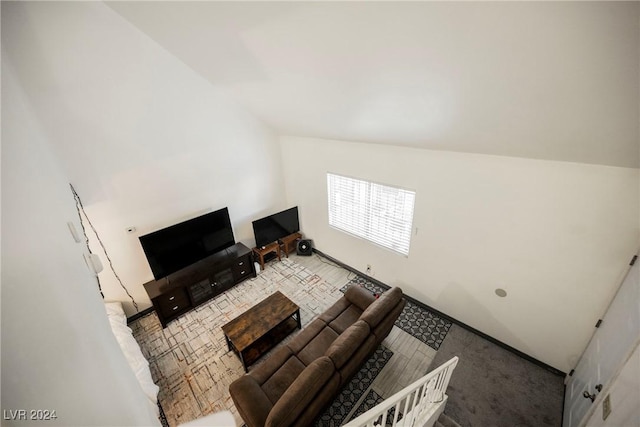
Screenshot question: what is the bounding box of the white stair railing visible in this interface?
[343,356,459,427]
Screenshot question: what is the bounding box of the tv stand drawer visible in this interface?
[143,242,256,328]
[156,288,188,307]
[156,288,189,316]
[232,254,253,281]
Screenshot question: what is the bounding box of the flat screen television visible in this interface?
[139,207,235,280]
[252,206,300,248]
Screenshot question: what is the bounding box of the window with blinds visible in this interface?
[327,173,416,256]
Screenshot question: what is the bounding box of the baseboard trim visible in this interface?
[127,306,155,324]
[313,248,566,377]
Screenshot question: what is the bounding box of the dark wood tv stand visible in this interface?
[143,243,256,327]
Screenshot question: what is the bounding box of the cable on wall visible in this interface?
[71,184,104,299]
[70,184,139,312]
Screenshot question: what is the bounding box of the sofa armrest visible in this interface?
[265,356,335,427]
[229,375,273,427]
[360,287,403,328]
[344,285,376,311]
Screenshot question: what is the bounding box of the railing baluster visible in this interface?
[391,400,400,426]
[343,356,459,427]
[402,393,412,426]
[409,388,420,425]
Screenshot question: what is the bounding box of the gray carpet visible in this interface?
[429,325,564,427]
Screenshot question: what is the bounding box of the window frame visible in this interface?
[326,172,416,257]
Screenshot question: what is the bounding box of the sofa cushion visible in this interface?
[251,344,295,385]
[360,287,403,328]
[261,355,307,404]
[297,327,339,366]
[286,318,329,356]
[324,305,363,334]
[324,320,370,369]
[265,356,336,427]
[318,297,350,323]
[318,285,375,334]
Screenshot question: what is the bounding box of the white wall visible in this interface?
[2,1,287,315]
[1,44,159,426]
[280,136,640,372]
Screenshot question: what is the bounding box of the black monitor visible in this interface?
[139,207,235,280]
[252,207,299,248]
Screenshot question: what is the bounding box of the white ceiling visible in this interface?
[107,1,640,168]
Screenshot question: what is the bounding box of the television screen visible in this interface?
[139,207,235,280]
[252,206,300,248]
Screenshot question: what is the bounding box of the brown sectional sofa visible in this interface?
[229,285,406,427]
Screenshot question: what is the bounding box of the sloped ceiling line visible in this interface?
[109,2,639,168]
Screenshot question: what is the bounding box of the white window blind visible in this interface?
[327,173,416,256]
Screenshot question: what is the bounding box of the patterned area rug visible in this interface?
[131,258,347,427]
[314,346,393,427]
[343,277,452,350]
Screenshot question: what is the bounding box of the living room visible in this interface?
[2,1,639,427]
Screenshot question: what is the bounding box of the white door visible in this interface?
[585,343,640,427]
[563,254,640,427]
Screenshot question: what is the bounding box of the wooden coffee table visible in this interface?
[222,291,301,372]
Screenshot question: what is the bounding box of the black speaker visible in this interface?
[296,239,313,256]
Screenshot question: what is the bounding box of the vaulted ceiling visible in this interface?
[5,1,636,169]
[105,1,639,168]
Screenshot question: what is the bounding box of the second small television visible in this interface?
[252,206,300,248]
